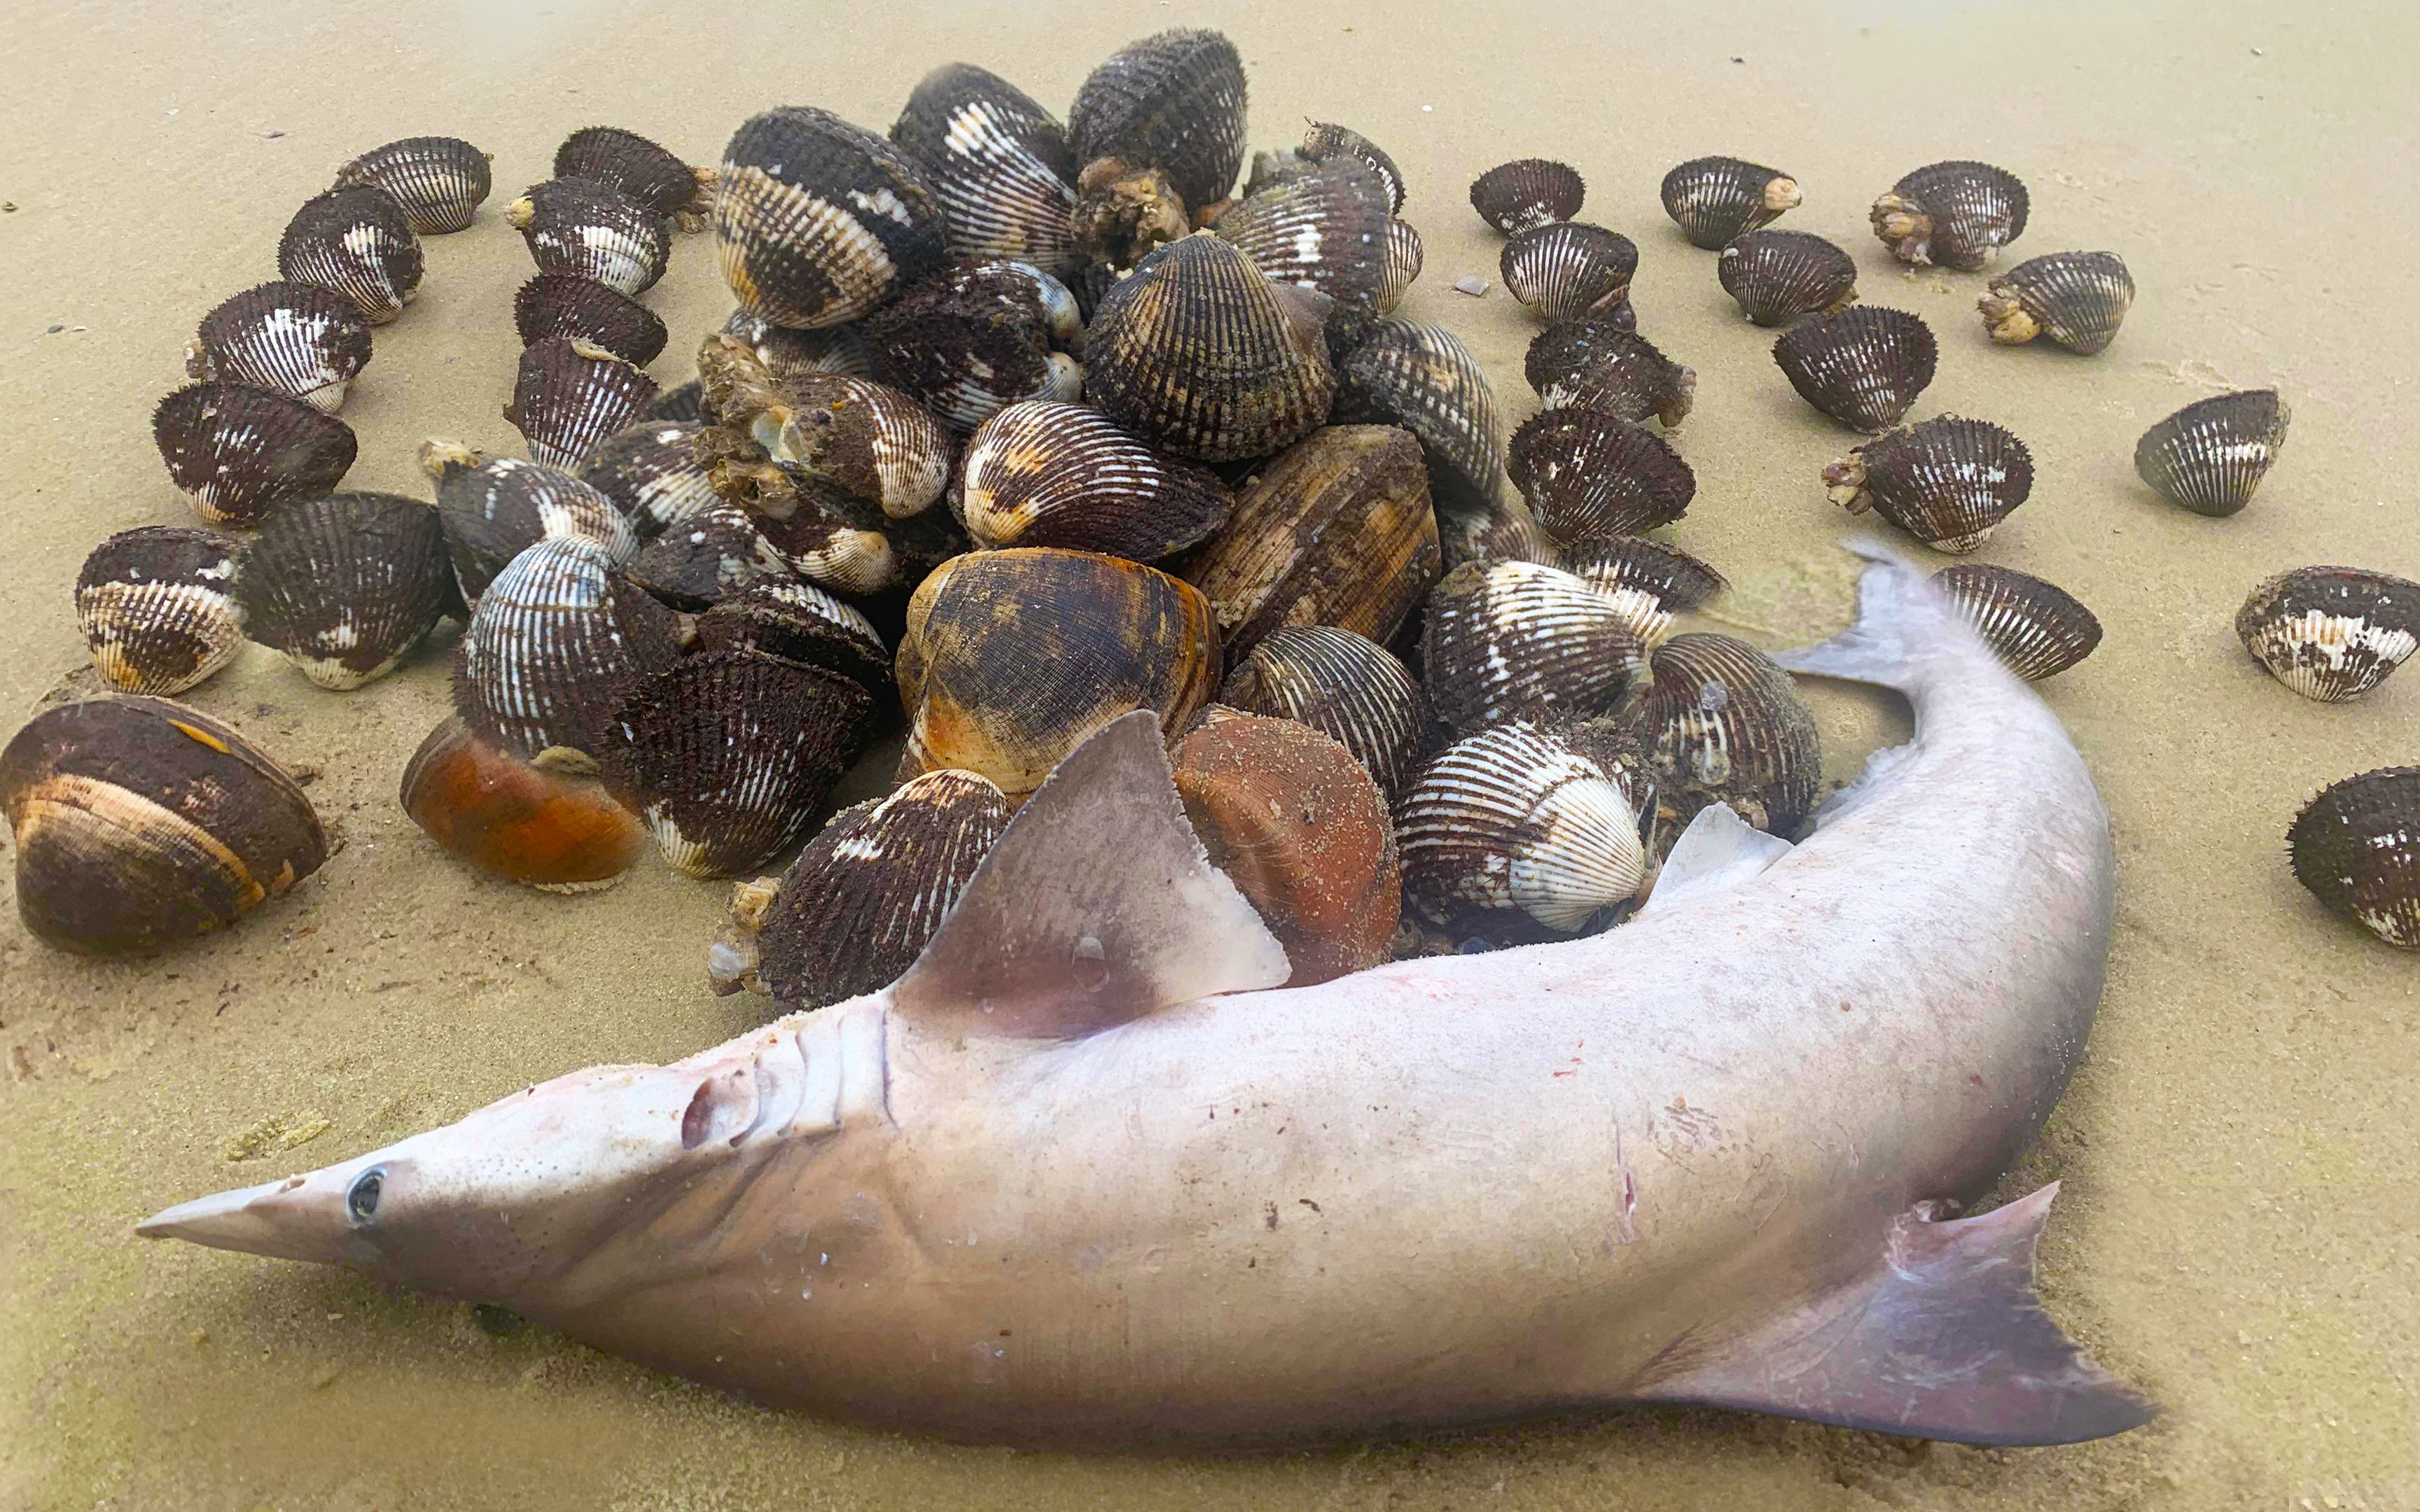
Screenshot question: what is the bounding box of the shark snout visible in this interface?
[137,1166,363,1266]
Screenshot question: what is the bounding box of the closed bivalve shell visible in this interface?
[1469,159,1585,234]
[1507,408,1696,547]
[506,176,670,295]
[153,382,357,526]
[715,106,950,330]
[1660,155,1800,249]
[555,126,713,221]
[1634,632,1821,839]
[420,442,637,605]
[513,272,668,366]
[1214,160,1396,307]
[1773,306,1938,433]
[1823,415,2031,552]
[891,63,1082,276]
[2289,769,2420,948]
[1524,320,1695,428]
[1398,722,1647,932]
[1871,160,2029,271]
[2134,389,2289,517]
[578,419,720,538]
[75,526,246,696]
[400,714,646,892]
[278,185,423,323]
[957,400,1231,560]
[234,491,459,690]
[2235,566,2420,702]
[186,281,373,412]
[506,337,661,470]
[1218,624,1426,800]
[1979,251,2134,355]
[1717,229,1858,327]
[1500,222,1637,327]
[1933,563,2102,680]
[1421,559,1652,736]
[454,534,684,761]
[335,136,492,234]
[1069,28,1249,211]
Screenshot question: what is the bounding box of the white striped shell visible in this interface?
[454,535,684,760]
[184,281,373,412]
[716,106,951,330]
[506,337,661,470]
[890,64,1081,276]
[420,443,639,606]
[506,178,670,296]
[76,527,246,696]
[580,420,720,537]
[1218,625,1426,800]
[957,399,1230,559]
[1421,559,1652,736]
[1398,723,1648,932]
[277,186,423,323]
[1377,218,1423,312]
[2235,566,2420,702]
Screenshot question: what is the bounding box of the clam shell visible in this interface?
[1564,536,1727,648]
[1173,712,1400,985]
[1421,559,1652,736]
[1435,496,1566,574]
[506,177,669,295]
[277,185,423,323]
[756,769,1013,1007]
[648,379,703,423]
[1980,251,2134,355]
[76,526,246,696]
[621,502,797,611]
[890,63,1081,276]
[555,126,712,220]
[579,419,718,537]
[1214,160,1396,307]
[2134,388,2290,517]
[1823,415,2031,552]
[1634,632,1821,839]
[1085,232,1337,463]
[1398,722,1647,932]
[185,281,373,412]
[1932,562,2102,681]
[1069,28,1249,210]
[454,534,684,760]
[2235,566,2420,702]
[1337,317,1503,505]
[1507,408,1696,547]
[694,578,891,696]
[693,335,952,520]
[420,443,638,604]
[1468,159,1585,234]
[1377,217,1423,313]
[1500,222,1637,327]
[1524,320,1695,428]
[896,547,1220,799]
[957,399,1232,560]
[1071,155,1193,271]
[1717,229,1858,327]
[1772,306,1938,433]
[400,714,646,892]
[725,307,878,383]
[1181,423,1438,661]
[1244,148,1312,199]
[1218,624,1426,800]
[1301,121,1405,212]
[152,382,357,526]
[0,696,326,953]
[334,136,492,234]
[1871,160,2029,271]
[1660,156,1800,249]
[2289,768,2420,948]
[513,272,668,366]
[234,491,459,690]
[716,106,950,329]
[865,260,1084,433]
[506,336,661,470]
[600,650,872,878]
[743,477,961,598]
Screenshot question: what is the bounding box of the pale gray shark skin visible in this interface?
[141,547,2153,1449]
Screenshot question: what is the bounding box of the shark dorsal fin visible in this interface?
[890,710,1291,1039]
[1638,802,1793,916]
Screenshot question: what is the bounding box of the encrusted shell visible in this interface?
[1468,159,1585,234]
[277,185,423,323]
[1397,722,1647,932]
[1336,317,1503,505]
[1214,160,1396,307]
[693,334,952,520]
[400,714,646,892]
[755,769,1013,1007]
[454,534,684,760]
[1173,712,1400,986]
[1377,217,1423,313]
[1501,222,1637,327]
[1524,320,1695,428]
[420,442,638,604]
[1302,121,1405,211]
[0,696,327,953]
[1871,160,2029,271]
[1069,28,1249,210]
[716,106,950,330]
[555,125,713,220]
[724,307,879,384]
[513,272,668,366]
[1660,156,1800,249]
[184,281,373,412]
[1717,229,1858,327]
[2289,769,2420,948]
[694,578,892,697]
[1434,496,1566,575]
[1218,624,1426,800]
[957,399,1232,559]
[1634,632,1821,838]
[234,491,459,690]
[865,260,1084,433]
[896,547,1220,799]
[1085,232,1336,463]
[506,337,661,470]
[506,177,670,295]
[2134,389,2290,517]
[1823,415,2032,552]
[1507,408,1696,547]
[891,63,1081,276]
[153,382,356,526]
[75,526,246,696]
[1773,306,1938,433]
[1565,536,1728,648]
[1932,563,2102,681]
[1421,559,1652,736]
[580,419,719,537]
[1979,251,2134,355]
[622,502,797,610]
[335,136,491,234]
[2235,566,2420,702]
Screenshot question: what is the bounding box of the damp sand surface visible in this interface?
[1,2,2415,1508]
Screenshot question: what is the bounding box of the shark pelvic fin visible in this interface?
[890,710,1291,1039]
[1637,803,1792,915]
[1774,537,1933,693]
[1634,1184,2155,1446]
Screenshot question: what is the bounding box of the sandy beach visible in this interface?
[2,0,2414,1506]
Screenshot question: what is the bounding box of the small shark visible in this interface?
[141,548,2153,1448]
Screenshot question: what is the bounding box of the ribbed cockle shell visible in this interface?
[335,136,491,234]
[420,442,638,604]
[1069,29,1249,212]
[2289,769,2420,948]
[1398,722,1647,932]
[1932,563,2102,681]
[1634,632,1821,839]
[1565,536,1727,648]
[2134,389,2289,517]
[1218,624,1427,800]
[185,281,373,412]
[1660,156,1800,249]
[454,534,684,761]
[1336,318,1504,505]
[1979,251,2134,355]
[693,333,952,521]
[1870,160,2029,271]
[1302,121,1405,211]
[506,177,670,295]
[1421,559,1652,736]
[76,527,246,696]
[506,337,661,470]
[555,125,714,221]
[716,106,951,330]
[1507,408,1695,547]
[1773,307,1938,432]
[864,260,1083,432]
[891,63,1082,276]
[2236,566,2420,702]
[234,491,459,690]
[1717,230,1858,327]
[1214,160,1396,307]
[151,382,358,526]
[1524,319,1695,428]
[580,419,719,538]
[694,578,891,698]
[278,185,423,323]
[1500,221,1637,327]
[513,272,668,366]
[956,399,1231,560]
[1468,159,1585,234]
[1823,416,2032,552]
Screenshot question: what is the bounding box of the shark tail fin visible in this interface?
[1772,537,1945,694]
[1633,1184,2155,1446]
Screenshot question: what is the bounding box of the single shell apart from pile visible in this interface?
[2289,768,2420,948]
[1632,632,1821,840]
[185,281,373,412]
[1932,563,2103,680]
[153,382,356,526]
[1398,722,1648,933]
[1220,625,1427,801]
[1508,408,1696,547]
[1500,221,1637,327]
[1870,160,2029,271]
[1823,415,2033,552]
[956,400,1230,559]
[716,105,950,329]
[2134,389,2290,517]
[278,185,424,323]
[335,136,492,234]
[1773,307,1938,433]
[1978,251,2134,355]
[2235,566,2420,702]
[1660,156,1800,248]
[1421,559,1652,736]
[1524,321,1695,428]
[234,491,459,690]
[401,715,647,892]
[1469,159,1584,234]
[1718,230,1858,327]
[75,526,246,696]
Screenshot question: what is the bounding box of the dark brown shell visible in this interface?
[2134,389,2290,518]
[1824,416,2032,552]
[513,272,668,366]
[1634,632,1821,839]
[1717,229,1858,327]
[1214,160,1396,307]
[891,64,1081,276]
[1564,536,1728,648]
[1871,160,2029,272]
[1378,217,1423,313]
[234,491,458,690]
[506,177,670,295]
[1931,563,2101,681]
[277,185,424,323]
[152,382,357,526]
[2235,566,2420,702]
[693,335,952,521]
[76,526,246,696]
[864,260,1083,433]
[401,714,646,892]
[454,535,685,761]
[555,126,711,220]
[1500,222,1637,327]
[420,442,638,604]
[1397,722,1647,933]
[1085,232,1336,463]
[694,578,891,697]
[1980,251,2134,355]
[186,281,373,412]
[1507,409,1695,547]
[1524,320,1695,428]
[2289,768,2420,948]
[334,136,490,234]
[956,399,1231,559]
[1773,306,1938,433]
[1218,624,1426,800]
[1302,122,1404,211]
[0,696,327,953]
[716,106,951,329]
[621,502,797,611]
[648,379,703,422]
[1421,559,1652,736]
[1469,159,1584,234]
[1434,496,1566,575]
[1660,156,1800,249]
[756,769,1014,1006]
[1337,318,1503,506]
[1069,29,1248,210]
[741,478,961,598]
[506,337,661,470]
[579,419,718,537]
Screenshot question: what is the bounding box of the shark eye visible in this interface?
[345,1167,385,1226]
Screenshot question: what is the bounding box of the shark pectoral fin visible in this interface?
[890,710,1291,1040]
[1634,1184,2155,1446]
[1637,803,1791,915]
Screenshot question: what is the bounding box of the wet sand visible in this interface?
[2,1,2414,1506]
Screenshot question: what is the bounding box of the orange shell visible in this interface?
[399,714,646,890]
